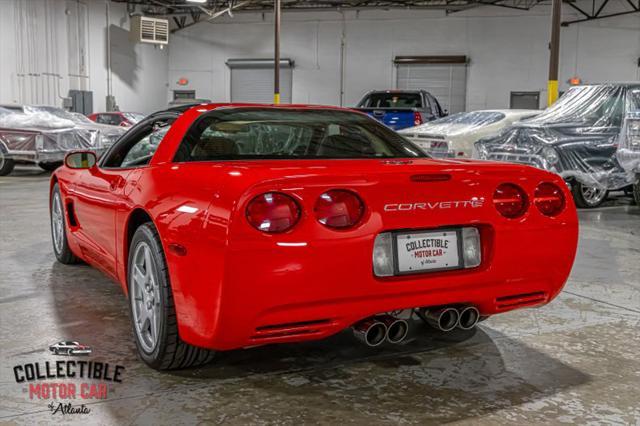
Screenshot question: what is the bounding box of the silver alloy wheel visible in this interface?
[0,149,5,170]
[51,192,64,255]
[130,242,161,353]
[581,185,607,206]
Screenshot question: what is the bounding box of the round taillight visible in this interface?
[246,192,300,233]
[314,189,364,229]
[493,183,528,219]
[534,182,565,217]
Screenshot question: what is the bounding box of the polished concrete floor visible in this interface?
[1,166,639,425]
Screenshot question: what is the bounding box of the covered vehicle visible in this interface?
[51,104,578,370]
[615,87,640,204]
[0,105,125,175]
[88,111,145,127]
[474,83,638,208]
[400,110,539,158]
[356,90,446,130]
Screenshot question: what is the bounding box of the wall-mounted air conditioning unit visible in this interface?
[129,16,169,45]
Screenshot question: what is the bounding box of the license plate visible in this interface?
[395,230,461,274]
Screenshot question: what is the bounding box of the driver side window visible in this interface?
[121,125,170,167]
[102,116,174,168]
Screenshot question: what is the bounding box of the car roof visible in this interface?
[574,82,640,88]
[366,90,425,94]
[153,103,357,117]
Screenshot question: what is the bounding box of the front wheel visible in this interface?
[571,181,608,208]
[633,180,640,206]
[128,223,215,370]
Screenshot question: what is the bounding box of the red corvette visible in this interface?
[50,104,579,370]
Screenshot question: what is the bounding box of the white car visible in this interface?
[399,109,540,158]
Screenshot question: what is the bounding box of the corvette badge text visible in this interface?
[11,344,126,416]
[384,197,485,211]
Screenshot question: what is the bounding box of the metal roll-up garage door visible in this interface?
[395,56,468,114]
[227,59,294,103]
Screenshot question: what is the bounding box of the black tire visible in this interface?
[571,181,608,208]
[50,183,80,264]
[128,222,215,370]
[633,180,640,206]
[0,145,15,176]
[39,162,62,172]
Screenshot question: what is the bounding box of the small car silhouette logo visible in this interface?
[49,341,92,356]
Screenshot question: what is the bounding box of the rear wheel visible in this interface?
[0,146,15,176]
[50,183,79,264]
[633,180,640,206]
[128,223,215,370]
[571,182,608,208]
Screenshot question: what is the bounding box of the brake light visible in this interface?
[246,192,300,233]
[413,112,423,127]
[534,182,565,217]
[314,190,364,229]
[493,183,528,219]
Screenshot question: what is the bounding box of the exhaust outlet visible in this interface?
[352,318,387,347]
[419,307,459,332]
[378,315,409,344]
[457,306,480,330]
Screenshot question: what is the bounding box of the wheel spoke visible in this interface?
[143,247,153,278]
[130,241,162,353]
[149,309,157,342]
[133,265,146,286]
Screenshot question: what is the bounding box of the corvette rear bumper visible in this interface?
[169,220,578,351]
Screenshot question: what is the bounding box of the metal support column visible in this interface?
[274,0,281,104]
[547,0,561,106]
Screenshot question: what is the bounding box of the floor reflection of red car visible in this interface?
[87,112,145,127]
[50,103,579,370]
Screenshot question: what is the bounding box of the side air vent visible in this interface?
[129,16,169,45]
[66,202,78,227]
[495,291,547,310]
[252,319,335,340]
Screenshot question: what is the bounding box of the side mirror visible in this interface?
[65,151,97,169]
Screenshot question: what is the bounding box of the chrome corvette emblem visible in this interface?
[384,198,485,211]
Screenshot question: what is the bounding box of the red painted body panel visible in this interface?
[52,104,579,351]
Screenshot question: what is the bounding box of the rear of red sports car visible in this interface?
[152,107,579,352]
[51,105,578,368]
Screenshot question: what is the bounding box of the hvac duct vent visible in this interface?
[129,16,169,45]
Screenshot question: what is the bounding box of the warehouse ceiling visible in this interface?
[111,0,640,28]
[112,0,545,19]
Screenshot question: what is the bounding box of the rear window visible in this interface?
[432,111,506,126]
[359,93,423,109]
[174,108,425,161]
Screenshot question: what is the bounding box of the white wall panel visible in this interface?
[0,0,169,114]
[169,2,639,111]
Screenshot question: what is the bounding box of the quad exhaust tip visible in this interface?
[421,307,460,332]
[378,315,409,344]
[457,306,480,330]
[352,318,388,347]
[353,305,480,346]
[418,305,480,331]
[352,315,410,346]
